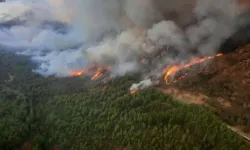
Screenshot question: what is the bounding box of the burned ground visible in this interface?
[160,44,250,133]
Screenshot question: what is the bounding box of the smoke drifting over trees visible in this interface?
[0,0,249,77]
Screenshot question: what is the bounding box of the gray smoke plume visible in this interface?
[0,0,248,77]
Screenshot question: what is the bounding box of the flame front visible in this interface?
[71,52,222,86]
[71,65,111,80]
[164,53,222,83]
[130,89,138,94]
[71,68,88,76]
[91,68,103,80]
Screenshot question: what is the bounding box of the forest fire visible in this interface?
[164,53,222,83]
[91,68,103,80]
[71,69,89,76]
[71,65,111,80]
[130,89,138,94]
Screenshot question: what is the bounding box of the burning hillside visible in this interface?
[163,53,222,83]
[71,65,111,80]
[157,44,250,136]
[1,48,250,149]
[0,0,250,78]
[70,45,224,94]
[2,0,250,148]
[128,52,223,94]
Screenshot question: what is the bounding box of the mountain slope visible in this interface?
[160,44,250,133]
[0,50,249,149]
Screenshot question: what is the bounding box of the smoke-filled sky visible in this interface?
[0,0,247,77]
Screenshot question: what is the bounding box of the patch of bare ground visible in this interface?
[160,86,232,106]
[216,97,231,108]
[159,87,207,105]
[159,44,250,139]
[159,86,250,140]
[233,126,250,137]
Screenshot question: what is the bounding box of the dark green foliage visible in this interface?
[0,51,249,150]
[41,89,248,150]
[0,88,29,149]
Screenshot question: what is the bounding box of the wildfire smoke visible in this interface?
[0,0,249,81]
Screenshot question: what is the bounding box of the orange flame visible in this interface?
[130,89,138,94]
[71,68,88,76]
[91,67,103,80]
[164,53,222,83]
[71,65,111,81]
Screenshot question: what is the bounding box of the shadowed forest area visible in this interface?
[0,50,249,150]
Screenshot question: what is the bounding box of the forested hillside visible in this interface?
[0,50,249,150]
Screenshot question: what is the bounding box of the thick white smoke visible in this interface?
[0,0,86,76]
[130,79,153,91]
[0,0,247,78]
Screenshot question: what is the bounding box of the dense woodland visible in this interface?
[0,50,249,150]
